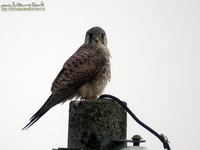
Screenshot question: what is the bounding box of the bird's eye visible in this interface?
[101,33,107,45]
[101,33,105,39]
[88,33,93,39]
[85,33,93,45]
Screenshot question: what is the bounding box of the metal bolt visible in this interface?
[131,135,143,146]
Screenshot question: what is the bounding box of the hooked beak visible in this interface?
[94,36,100,43]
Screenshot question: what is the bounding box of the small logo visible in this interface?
[1,1,45,11]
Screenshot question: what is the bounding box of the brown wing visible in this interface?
[22,44,106,130]
[51,45,105,91]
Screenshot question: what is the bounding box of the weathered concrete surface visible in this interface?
[68,98,127,150]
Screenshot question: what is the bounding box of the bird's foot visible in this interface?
[81,96,97,100]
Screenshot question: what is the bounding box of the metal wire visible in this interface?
[99,94,171,150]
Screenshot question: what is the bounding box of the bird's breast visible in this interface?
[77,61,110,99]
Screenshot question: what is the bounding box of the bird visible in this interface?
[22,26,111,130]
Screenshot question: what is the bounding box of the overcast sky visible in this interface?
[0,1,200,150]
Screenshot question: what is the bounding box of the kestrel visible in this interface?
[22,27,111,130]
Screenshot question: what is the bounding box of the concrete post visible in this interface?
[67,98,127,150]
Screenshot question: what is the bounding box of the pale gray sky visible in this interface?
[1,1,200,150]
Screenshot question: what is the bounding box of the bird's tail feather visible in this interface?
[22,94,54,130]
[22,84,85,130]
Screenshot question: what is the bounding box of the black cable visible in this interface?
[99,94,171,150]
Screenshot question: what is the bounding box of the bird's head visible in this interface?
[85,26,107,46]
